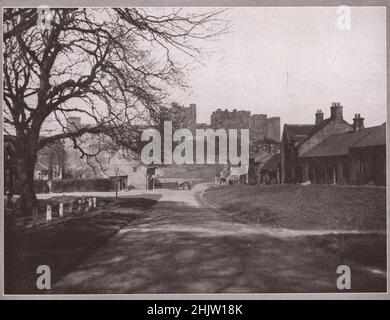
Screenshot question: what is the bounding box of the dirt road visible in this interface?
[53,184,386,293]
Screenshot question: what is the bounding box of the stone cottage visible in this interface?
[281,103,386,185]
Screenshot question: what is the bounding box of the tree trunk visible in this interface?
[17,155,37,216]
[15,130,39,216]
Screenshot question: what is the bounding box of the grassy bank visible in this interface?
[203,184,386,231]
[4,195,160,294]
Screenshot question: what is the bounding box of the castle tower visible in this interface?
[266,117,281,142]
[250,114,268,141]
[188,103,197,134]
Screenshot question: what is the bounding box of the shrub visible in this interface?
[51,178,115,193]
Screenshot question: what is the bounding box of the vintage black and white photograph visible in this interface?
[1,1,388,297]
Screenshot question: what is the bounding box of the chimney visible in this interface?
[315,109,324,124]
[330,102,343,120]
[353,114,364,132]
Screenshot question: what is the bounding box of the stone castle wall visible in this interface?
[210,109,280,142]
[175,103,197,134]
[174,105,281,143]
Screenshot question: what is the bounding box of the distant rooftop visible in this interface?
[300,124,386,158]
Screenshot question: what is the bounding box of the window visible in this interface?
[132,167,137,173]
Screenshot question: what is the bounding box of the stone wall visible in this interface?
[211,109,251,130]
[175,103,197,134]
[210,108,280,142]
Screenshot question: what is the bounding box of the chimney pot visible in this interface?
[315,109,324,124]
[330,102,343,120]
[353,114,365,132]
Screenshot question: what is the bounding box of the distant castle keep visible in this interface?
[180,103,197,134]
[209,108,280,143]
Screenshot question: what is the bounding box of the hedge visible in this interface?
[51,178,115,193]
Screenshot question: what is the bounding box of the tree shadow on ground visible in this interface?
[4,195,162,294]
[53,199,387,294]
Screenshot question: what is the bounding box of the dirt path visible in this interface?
[53,184,386,293]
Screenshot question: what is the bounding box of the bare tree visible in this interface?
[3,7,228,214]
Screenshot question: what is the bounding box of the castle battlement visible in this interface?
[210,108,280,142]
[173,105,280,144]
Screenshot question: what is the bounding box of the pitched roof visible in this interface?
[261,153,281,171]
[35,161,49,172]
[250,149,273,163]
[300,124,386,158]
[350,123,386,148]
[284,124,313,142]
[298,118,352,146]
[305,118,332,136]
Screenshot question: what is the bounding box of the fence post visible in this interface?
[59,203,63,217]
[93,197,97,208]
[46,205,52,221]
[69,202,73,214]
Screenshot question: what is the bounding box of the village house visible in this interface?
[280,123,313,183]
[103,154,161,190]
[260,153,281,184]
[281,103,386,186]
[4,135,65,195]
[34,141,66,181]
[248,139,281,185]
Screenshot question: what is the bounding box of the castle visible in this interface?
[176,104,281,144]
[209,108,280,143]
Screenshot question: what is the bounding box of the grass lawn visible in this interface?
[203,184,387,291]
[203,184,386,231]
[4,195,160,294]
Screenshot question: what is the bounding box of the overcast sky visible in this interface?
[172,6,386,128]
